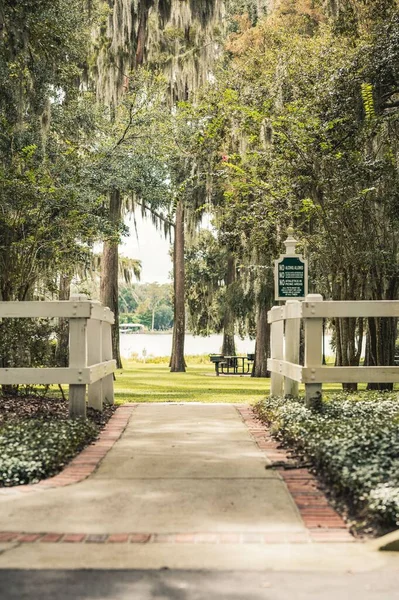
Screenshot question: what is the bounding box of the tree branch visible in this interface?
[135,200,175,229]
[382,100,399,110]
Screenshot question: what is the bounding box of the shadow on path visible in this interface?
[1,569,398,600]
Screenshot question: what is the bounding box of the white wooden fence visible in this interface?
[268,294,399,406]
[0,295,116,418]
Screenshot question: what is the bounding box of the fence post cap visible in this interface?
[305,294,323,302]
[284,228,298,256]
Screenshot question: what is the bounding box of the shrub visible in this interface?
[0,418,98,486]
[254,392,399,531]
[0,318,55,369]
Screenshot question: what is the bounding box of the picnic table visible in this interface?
[209,354,255,376]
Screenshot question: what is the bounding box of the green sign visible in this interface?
[276,256,306,299]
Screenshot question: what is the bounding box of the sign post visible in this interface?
[274,228,308,398]
[274,228,308,302]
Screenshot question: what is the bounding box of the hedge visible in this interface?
[254,393,399,532]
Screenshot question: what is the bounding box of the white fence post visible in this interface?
[87,303,103,412]
[270,306,284,397]
[68,294,88,419]
[284,300,301,397]
[304,294,323,408]
[102,311,114,405]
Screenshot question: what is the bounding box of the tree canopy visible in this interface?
[2,0,399,379]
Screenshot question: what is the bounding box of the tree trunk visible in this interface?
[100,189,123,369]
[222,253,236,357]
[222,333,235,357]
[252,303,270,377]
[170,198,186,372]
[169,240,177,368]
[335,317,362,392]
[333,273,363,391]
[365,317,397,391]
[55,273,71,367]
[365,274,398,390]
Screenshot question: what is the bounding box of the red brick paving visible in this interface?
[17,534,42,543]
[107,534,129,543]
[236,405,356,544]
[0,530,355,544]
[40,533,63,543]
[0,532,20,542]
[62,534,87,543]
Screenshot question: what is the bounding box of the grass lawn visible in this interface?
[113,358,347,404]
[114,361,267,404]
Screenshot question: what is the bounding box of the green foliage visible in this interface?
[361,83,375,121]
[119,283,173,330]
[0,1,111,301]
[154,304,174,330]
[0,418,98,486]
[185,230,229,335]
[181,2,399,373]
[0,0,91,120]
[0,2,173,309]
[255,393,399,531]
[0,319,54,370]
[226,0,268,27]
[86,69,173,208]
[119,286,139,313]
[2,0,399,379]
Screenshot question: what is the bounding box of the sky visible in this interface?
[120,211,173,284]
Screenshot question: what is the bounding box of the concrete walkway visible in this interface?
[0,405,303,534]
[0,404,397,574]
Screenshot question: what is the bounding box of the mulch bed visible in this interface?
[0,394,117,428]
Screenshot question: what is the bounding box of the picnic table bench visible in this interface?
[210,354,255,376]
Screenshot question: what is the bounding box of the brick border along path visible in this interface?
[0,403,357,545]
[237,406,355,544]
[0,403,138,497]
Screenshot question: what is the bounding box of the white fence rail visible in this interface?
[0,295,116,418]
[268,294,399,405]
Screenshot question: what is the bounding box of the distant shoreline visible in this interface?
[119,332,256,359]
[119,331,173,335]
[119,330,222,336]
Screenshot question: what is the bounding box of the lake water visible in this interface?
[120,333,255,359]
[120,332,337,359]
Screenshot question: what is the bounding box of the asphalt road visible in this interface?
[1,569,399,600]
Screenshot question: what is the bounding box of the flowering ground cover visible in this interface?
[0,396,115,486]
[254,393,399,535]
